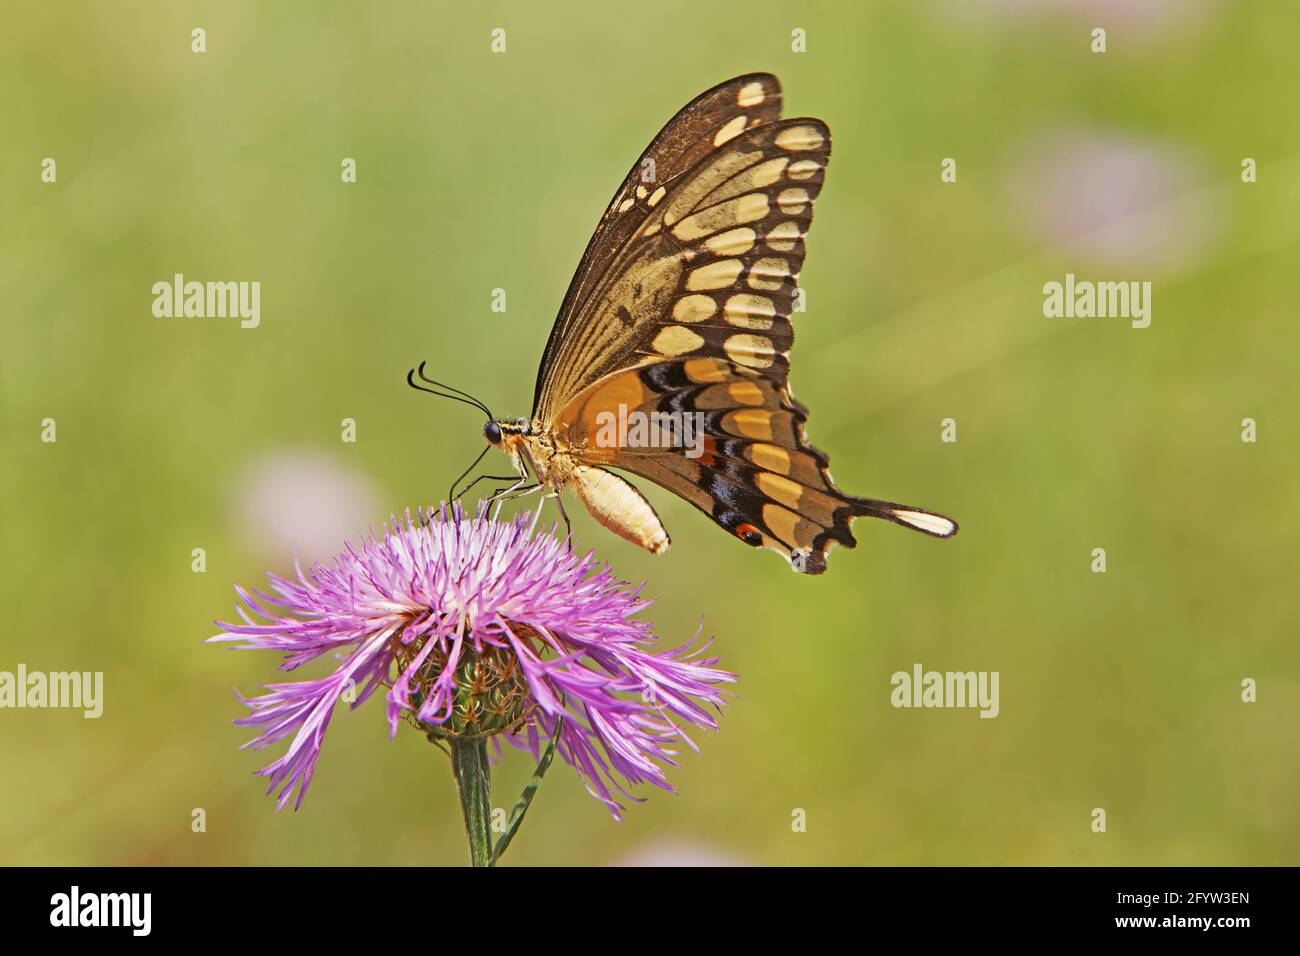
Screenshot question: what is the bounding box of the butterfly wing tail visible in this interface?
[851,498,959,539]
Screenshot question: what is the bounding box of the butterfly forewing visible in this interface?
[539,114,829,439]
[625,117,828,386]
[534,73,785,421]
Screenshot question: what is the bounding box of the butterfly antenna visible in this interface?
[405,367,491,417]
[414,362,494,419]
[405,363,502,505]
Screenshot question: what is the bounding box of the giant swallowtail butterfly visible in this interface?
[414,73,957,574]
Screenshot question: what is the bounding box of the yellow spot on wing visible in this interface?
[700,158,789,208]
[684,357,730,383]
[672,294,717,323]
[686,259,743,291]
[757,471,804,509]
[724,293,776,329]
[746,157,789,188]
[775,125,825,151]
[787,159,820,180]
[763,502,810,547]
[662,149,761,225]
[737,82,765,107]
[725,333,776,369]
[726,407,774,439]
[713,115,748,146]
[747,258,790,291]
[673,193,769,241]
[705,227,758,256]
[766,221,802,251]
[728,381,765,406]
[777,188,809,214]
[748,443,792,475]
[653,325,705,356]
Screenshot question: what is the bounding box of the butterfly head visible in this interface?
[484,417,531,452]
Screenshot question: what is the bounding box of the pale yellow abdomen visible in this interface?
[570,465,670,555]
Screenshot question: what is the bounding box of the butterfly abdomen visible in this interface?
[570,465,670,555]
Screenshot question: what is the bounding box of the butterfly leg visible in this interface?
[551,492,573,540]
[454,473,522,502]
[482,474,529,502]
[488,481,544,520]
[481,450,534,506]
[488,481,539,502]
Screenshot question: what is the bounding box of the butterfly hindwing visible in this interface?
[555,359,901,574]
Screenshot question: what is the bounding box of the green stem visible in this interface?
[489,716,563,867]
[449,737,492,867]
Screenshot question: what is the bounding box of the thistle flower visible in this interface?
[210,503,733,829]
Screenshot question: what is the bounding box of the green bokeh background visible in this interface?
[3,2,1296,866]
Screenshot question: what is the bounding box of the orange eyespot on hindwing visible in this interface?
[735,523,763,547]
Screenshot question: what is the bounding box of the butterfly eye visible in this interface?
[484,421,503,445]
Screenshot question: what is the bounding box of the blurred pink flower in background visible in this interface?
[1006,128,1218,271]
[231,450,382,567]
[937,0,1214,34]
[615,839,751,867]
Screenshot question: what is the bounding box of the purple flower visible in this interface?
[210,503,734,817]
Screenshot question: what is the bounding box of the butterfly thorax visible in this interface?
[492,418,571,488]
[487,414,670,555]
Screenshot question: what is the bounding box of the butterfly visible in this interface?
[412,73,957,574]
